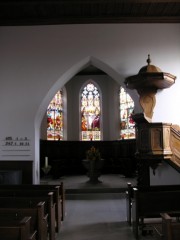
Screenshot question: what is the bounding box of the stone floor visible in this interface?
[41,173,137,193]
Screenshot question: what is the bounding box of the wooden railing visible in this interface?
[170,125,180,169]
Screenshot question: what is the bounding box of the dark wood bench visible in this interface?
[125,182,134,225]
[0,189,56,240]
[131,187,180,239]
[161,213,180,240]
[0,216,37,240]
[0,183,65,231]
[27,183,65,221]
[153,213,180,240]
[0,182,65,220]
[0,201,47,240]
[125,183,180,226]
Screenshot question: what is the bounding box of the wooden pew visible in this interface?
[131,187,180,239]
[0,182,65,230]
[0,202,47,240]
[0,216,37,240]
[153,213,180,240]
[23,183,65,223]
[160,213,180,240]
[125,183,180,226]
[28,182,65,221]
[125,182,134,225]
[0,190,55,240]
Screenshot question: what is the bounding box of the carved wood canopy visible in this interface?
[125,55,176,90]
[125,55,176,122]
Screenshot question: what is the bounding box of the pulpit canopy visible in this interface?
[124,54,176,90]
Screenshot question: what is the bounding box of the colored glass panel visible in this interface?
[119,87,135,139]
[47,90,63,140]
[81,82,101,141]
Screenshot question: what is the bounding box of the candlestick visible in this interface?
[45,157,48,167]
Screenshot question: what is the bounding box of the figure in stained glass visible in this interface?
[81,82,101,141]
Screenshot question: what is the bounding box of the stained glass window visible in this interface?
[119,87,135,139]
[47,90,63,140]
[81,82,101,141]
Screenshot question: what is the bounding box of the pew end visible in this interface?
[125,182,134,226]
[0,216,37,240]
[154,213,180,240]
[131,187,180,239]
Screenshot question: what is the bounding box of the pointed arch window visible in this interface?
[47,90,63,140]
[119,87,135,139]
[81,82,101,141]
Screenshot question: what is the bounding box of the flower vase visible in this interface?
[82,159,104,184]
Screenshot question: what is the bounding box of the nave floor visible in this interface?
[56,194,159,240]
[41,174,159,240]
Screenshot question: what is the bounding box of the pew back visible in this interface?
[0,183,65,230]
[126,183,180,225]
[132,187,180,239]
[0,190,55,240]
[160,213,180,240]
[0,216,37,240]
[0,202,47,240]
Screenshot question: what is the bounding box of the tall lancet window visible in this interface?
[47,90,63,140]
[119,87,135,139]
[81,82,101,141]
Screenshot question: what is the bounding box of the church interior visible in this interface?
[0,0,180,239]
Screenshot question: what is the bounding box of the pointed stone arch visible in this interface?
[35,56,138,127]
[34,56,139,183]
